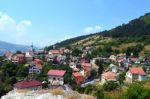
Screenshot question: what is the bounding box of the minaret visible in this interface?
[31,42,34,52]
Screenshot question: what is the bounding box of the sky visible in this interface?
[0,0,150,47]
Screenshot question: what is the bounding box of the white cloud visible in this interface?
[83,25,103,33]
[16,20,31,36]
[95,25,102,30]
[0,11,31,36]
[84,27,94,33]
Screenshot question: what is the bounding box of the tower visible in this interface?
[31,42,34,52]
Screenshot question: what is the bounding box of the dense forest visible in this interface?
[99,13,150,37]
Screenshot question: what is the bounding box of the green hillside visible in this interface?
[46,12,150,50]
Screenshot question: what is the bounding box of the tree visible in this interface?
[118,72,126,85]
[72,48,83,56]
[16,50,22,54]
[96,60,104,79]
[84,84,94,94]
[126,47,131,56]
[103,81,118,91]
[122,83,150,99]
[96,88,104,99]
[89,69,97,79]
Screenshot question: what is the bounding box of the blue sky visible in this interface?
[0,0,150,47]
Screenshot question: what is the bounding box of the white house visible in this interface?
[109,64,118,73]
[126,67,146,83]
[25,50,34,61]
[47,70,66,85]
[109,55,117,61]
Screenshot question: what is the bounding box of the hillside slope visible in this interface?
[0,41,30,55]
[47,12,150,49]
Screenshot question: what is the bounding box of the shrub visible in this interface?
[103,81,118,91]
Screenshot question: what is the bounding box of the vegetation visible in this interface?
[103,81,119,91]
[46,13,150,50]
[96,60,104,78]
[122,83,150,99]
[118,72,126,85]
[0,60,28,97]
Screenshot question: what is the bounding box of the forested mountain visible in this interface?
[100,13,150,37]
[46,12,150,49]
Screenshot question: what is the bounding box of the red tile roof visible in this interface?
[102,71,117,81]
[36,63,43,69]
[130,58,138,62]
[73,72,84,84]
[14,79,42,89]
[81,63,91,67]
[34,59,42,64]
[81,63,91,71]
[47,70,66,77]
[130,67,146,75]
[16,54,25,57]
[50,50,60,54]
[73,72,83,77]
[34,59,42,62]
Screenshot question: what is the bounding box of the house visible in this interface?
[72,72,84,84]
[28,59,43,74]
[12,54,25,63]
[69,62,76,69]
[57,55,66,62]
[109,64,118,73]
[34,58,42,64]
[117,53,126,58]
[29,59,43,74]
[81,63,91,67]
[126,67,146,83]
[144,57,150,66]
[47,70,66,85]
[14,79,42,90]
[130,57,140,64]
[29,63,43,74]
[48,50,61,58]
[81,63,92,77]
[4,51,13,60]
[59,48,65,55]
[80,58,90,63]
[101,71,117,84]
[25,50,34,61]
[109,55,117,61]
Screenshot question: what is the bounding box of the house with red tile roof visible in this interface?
[72,72,84,84]
[12,54,25,63]
[48,50,61,58]
[81,63,92,77]
[14,79,42,90]
[81,63,91,67]
[34,58,42,64]
[29,59,43,74]
[29,63,43,74]
[47,70,66,85]
[101,71,117,84]
[126,67,146,83]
